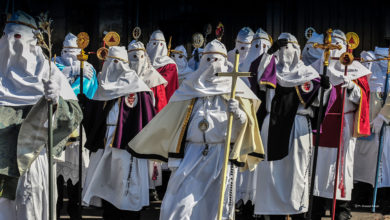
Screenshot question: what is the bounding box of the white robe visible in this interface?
[160,96,243,220]
[235,90,274,204]
[255,89,317,215]
[56,129,89,184]
[0,149,57,220]
[314,83,362,201]
[82,100,149,211]
[354,125,390,187]
[354,72,390,187]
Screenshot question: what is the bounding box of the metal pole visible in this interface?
[48,100,54,220]
[78,58,84,220]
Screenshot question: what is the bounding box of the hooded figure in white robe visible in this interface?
[54,32,97,219]
[254,33,331,219]
[82,46,154,219]
[146,30,179,101]
[301,31,324,66]
[311,30,371,220]
[0,11,82,220]
[127,39,265,220]
[353,48,390,212]
[170,45,194,85]
[128,40,168,199]
[235,28,272,208]
[227,27,254,65]
[354,48,390,187]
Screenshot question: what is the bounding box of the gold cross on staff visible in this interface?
[217,50,251,98]
[313,28,342,67]
[215,49,250,220]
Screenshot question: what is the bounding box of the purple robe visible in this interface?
[112,92,156,149]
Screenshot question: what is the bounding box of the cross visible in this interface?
[217,50,251,99]
[313,28,342,67]
[215,49,251,220]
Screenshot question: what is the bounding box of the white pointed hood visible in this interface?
[146,30,176,69]
[228,27,254,64]
[171,39,258,102]
[275,33,320,87]
[93,46,151,101]
[127,40,167,88]
[302,31,324,65]
[0,10,76,106]
[171,45,193,78]
[312,29,371,85]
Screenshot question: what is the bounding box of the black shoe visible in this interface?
[149,189,160,201]
[336,211,352,220]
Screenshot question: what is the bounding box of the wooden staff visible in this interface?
[216,50,251,220]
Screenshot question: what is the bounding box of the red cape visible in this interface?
[151,84,167,113]
[156,63,179,101]
[318,76,370,148]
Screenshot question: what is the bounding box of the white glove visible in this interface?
[371,115,384,134]
[42,74,60,104]
[71,61,94,80]
[83,63,94,80]
[228,98,247,124]
[341,75,355,90]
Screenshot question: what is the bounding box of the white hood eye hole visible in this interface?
[214,58,218,62]
[133,55,137,59]
[255,44,259,48]
[153,42,156,46]
[160,43,163,46]
[114,59,119,63]
[64,50,68,53]
[306,47,310,51]
[14,34,21,39]
[207,57,211,62]
[240,46,245,50]
[179,55,184,59]
[171,54,175,58]
[141,55,144,58]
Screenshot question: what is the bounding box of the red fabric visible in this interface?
[151,84,167,113]
[317,76,370,148]
[354,76,370,137]
[317,85,343,148]
[156,63,179,101]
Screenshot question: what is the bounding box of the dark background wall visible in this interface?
[1,0,390,69]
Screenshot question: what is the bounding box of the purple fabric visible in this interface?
[325,86,338,117]
[259,55,277,88]
[248,55,264,96]
[113,92,156,149]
